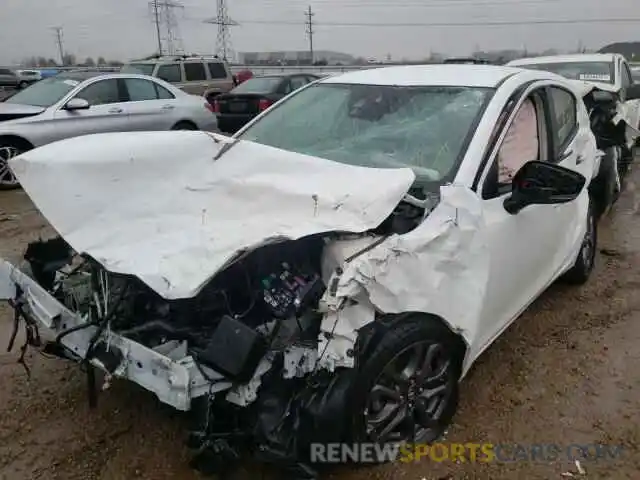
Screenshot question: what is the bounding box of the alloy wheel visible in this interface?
[0,146,21,188]
[364,340,455,444]
[581,210,595,268]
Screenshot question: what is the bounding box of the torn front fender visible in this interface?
[326,184,489,351]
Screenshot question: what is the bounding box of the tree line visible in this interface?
[21,55,123,68]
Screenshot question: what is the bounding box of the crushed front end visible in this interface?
[0,190,434,478]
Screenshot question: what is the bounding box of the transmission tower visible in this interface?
[204,0,238,61]
[148,0,184,55]
[52,26,65,65]
[305,6,315,64]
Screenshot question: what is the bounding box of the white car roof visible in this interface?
[508,53,618,66]
[318,64,524,88]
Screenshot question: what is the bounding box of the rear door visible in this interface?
[121,77,180,131]
[52,78,130,139]
[181,62,208,96]
[155,63,182,87]
[206,61,234,94]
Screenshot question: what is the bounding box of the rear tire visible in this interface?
[562,199,597,285]
[0,139,32,190]
[18,81,28,89]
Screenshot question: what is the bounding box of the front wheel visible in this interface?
[562,200,597,285]
[0,143,25,190]
[18,81,28,89]
[348,316,464,450]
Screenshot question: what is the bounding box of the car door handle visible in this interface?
[161,104,175,110]
[108,107,123,114]
[576,154,585,165]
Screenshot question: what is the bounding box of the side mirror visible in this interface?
[64,98,90,111]
[503,161,586,215]
[626,83,640,101]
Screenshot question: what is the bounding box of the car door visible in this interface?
[122,77,179,131]
[181,62,209,96]
[472,83,589,353]
[52,78,130,139]
[620,60,640,130]
[0,69,18,87]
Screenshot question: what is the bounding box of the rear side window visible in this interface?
[0,69,14,75]
[548,87,577,155]
[156,64,182,83]
[207,62,228,79]
[125,78,157,101]
[155,83,174,99]
[184,62,207,81]
[124,78,176,101]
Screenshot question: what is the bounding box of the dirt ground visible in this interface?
[1,166,640,480]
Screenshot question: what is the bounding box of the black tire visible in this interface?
[347,315,465,450]
[171,121,198,131]
[562,199,597,285]
[589,148,618,218]
[0,139,31,190]
[18,81,28,89]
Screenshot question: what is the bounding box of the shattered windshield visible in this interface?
[237,83,493,183]
[517,61,615,84]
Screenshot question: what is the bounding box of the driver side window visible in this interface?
[497,97,540,184]
[482,91,548,198]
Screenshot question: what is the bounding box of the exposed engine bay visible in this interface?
[7,190,435,478]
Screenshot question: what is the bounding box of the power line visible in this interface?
[229,17,640,27]
[304,6,314,64]
[150,0,163,55]
[204,0,239,61]
[52,27,65,65]
[244,0,563,7]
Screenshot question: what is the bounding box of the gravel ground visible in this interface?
[1,164,640,480]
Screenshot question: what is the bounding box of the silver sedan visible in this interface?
[0,71,219,189]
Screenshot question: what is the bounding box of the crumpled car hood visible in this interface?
[566,79,640,147]
[9,131,416,299]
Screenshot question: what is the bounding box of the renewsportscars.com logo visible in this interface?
[309,442,624,464]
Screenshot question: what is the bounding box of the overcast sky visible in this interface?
[1,0,638,64]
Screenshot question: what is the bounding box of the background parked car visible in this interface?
[0,68,20,89]
[0,71,217,189]
[121,55,235,103]
[15,70,42,88]
[213,73,320,134]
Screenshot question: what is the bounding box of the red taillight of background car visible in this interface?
[258,98,274,111]
[205,101,215,114]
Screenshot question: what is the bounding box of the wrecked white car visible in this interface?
[508,53,640,215]
[0,65,603,478]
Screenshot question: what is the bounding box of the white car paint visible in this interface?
[0,73,218,149]
[507,53,640,133]
[0,64,600,406]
